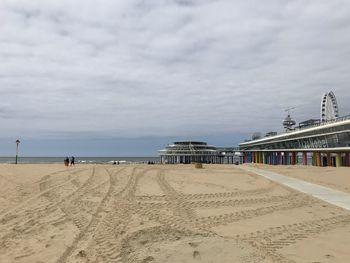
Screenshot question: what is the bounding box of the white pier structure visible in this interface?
[240,91,350,167]
[159,141,239,164]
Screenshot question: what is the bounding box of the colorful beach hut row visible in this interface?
[242,149,350,167]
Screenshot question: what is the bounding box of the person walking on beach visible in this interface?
[64,157,69,167]
[70,156,75,166]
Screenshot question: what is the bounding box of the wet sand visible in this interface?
[0,164,349,263]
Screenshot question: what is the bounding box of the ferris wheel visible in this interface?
[320,91,339,122]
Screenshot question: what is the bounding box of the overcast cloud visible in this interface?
[1,0,350,142]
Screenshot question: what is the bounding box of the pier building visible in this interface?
[240,91,350,167]
[159,141,239,164]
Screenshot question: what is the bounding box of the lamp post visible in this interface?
[15,139,20,164]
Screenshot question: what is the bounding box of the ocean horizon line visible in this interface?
[0,156,160,164]
[0,155,159,158]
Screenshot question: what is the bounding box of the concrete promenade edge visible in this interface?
[240,165,350,211]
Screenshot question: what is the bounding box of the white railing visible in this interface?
[295,114,350,131]
[246,114,350,143]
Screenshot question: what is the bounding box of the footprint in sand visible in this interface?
[193,250,201,259]
[77,250,87,257]
[142,256,154,263]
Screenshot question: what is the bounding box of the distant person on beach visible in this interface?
[64,157,69,167]
[70,156,75,166]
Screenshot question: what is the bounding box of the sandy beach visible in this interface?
[252,164,350,194]
[0,164,350,263]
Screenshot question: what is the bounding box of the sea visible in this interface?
[0,157,160,164]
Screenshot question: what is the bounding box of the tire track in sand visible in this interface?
[191,197,314,229]
[0,168,89,221]
[137,193,298,210]
[0,168,99,246]
[134,184,277,202]
[237,214,350,263]
[56,167,148,263]
[81,167,150,263]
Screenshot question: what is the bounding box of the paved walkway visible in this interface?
[240,165,350,211]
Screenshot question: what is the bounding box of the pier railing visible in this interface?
[294,114,350,131]
[245,114,350,143]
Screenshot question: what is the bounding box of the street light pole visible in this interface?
[15,139,20,164]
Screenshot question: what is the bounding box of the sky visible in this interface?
[1,0,350,156]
